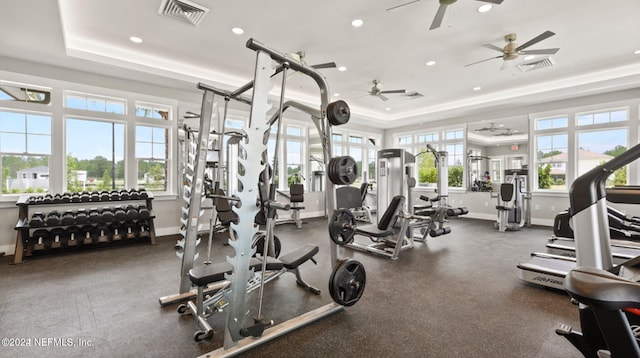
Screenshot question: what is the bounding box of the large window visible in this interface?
[66,118,125,192]
[136,126,168,191]
[534,115,569,191]
[1,110,51,194]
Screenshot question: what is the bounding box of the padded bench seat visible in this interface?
[355,224,394,238]
[188,244,319,287]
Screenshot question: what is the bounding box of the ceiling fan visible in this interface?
[492,128,519,136]
[386,0,504,30]
[367,80,406,101]
[466,31,559,70]
[289,51,336,69]
[474,122,503,132]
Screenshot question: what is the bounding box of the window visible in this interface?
[536,116,568,130]
[136,126,169,191]
[349,135,363,144]
[536,134,568,190]
[577,109,627,126]
[135,102,170,120]
[65,91,126,114]
[578,128,627,187]
[349,147,363,185]
[444,129,463,140]
[0,82,51,105]
[446,143,464,188]
[1,110,51,194]
[66,118,125,192]
[286,140,302,185]
[397,135,412,145]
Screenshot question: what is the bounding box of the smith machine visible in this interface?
[158,39,366,356]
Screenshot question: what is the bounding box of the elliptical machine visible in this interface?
[557,142,640,357]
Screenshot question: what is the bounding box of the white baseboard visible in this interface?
[0,244,14,256]
[462,213,553,228]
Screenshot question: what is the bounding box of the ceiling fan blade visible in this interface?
[380,89,406,94]
[386,0,421,11]
[312,62,337,69]
[429,4,448,30]
[378,94,389,101]
[516,31,555,51]
[519,48,559,55]
[482,44,504,53]
[478,0,504,4]
[465,55,502,67]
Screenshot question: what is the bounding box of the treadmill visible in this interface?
[517,154,640,290]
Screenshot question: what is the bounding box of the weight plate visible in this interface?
[327,100,350,126]
[252,233,281,258]
[329,259,366,307]
[328,209,355,245]
[327,156,358,185]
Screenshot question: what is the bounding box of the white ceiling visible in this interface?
[1,0,640,129]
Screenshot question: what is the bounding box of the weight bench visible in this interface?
[276,183,305,228]
[345,195,413,260]
[178,243,320,341]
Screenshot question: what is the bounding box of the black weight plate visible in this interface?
[252,233,281,258]
[329,259,366,307]
[327,100,350,126]
[328,209,355,245]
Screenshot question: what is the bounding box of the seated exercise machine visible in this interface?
[552,142,640,357]
[335,183,372,223]
[276,174,305,228]
[160,38,368,356]
[494,168,530,232]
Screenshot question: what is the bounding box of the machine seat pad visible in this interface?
[356,224,393,238]
[565,267,640,311]
[278,244,319,269]
[255,255,285,271]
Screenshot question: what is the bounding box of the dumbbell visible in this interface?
[45,210,61,226]
[96,224,112,243]
[446,207,469,217]
[138,205,151,220]
[101,207,115,222]
[129,189,140,200]
[80,192,91,202]
[88,208,101,224]
[29,212,45,227]
[66,226,81,246]
[113,206,127,221]
[52,194,62,204]
[125,205,139,220]
[99,191,110,201]
[110,191,121,201]
[90,192,100,202]
[139,188,148,199]
[109,222,125,240]
[80,225,98,244]
[60,210,76,226]
[429,227,452,237]
[32,229,51,250]
[75,209,89,225]
[60,193,71,203]
[123,221,140,239]
[119,189,130,201]
[49,227,66,248]
[70,193,81,203]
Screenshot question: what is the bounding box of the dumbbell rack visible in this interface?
[12,191,156,264]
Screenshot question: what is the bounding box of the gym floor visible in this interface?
[0,217,583,357]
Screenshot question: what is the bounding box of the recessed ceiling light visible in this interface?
[524,55,535,61]
[473,86,482,91]
[232,27,244,35]
[129,36,143,44]
[385,107,391,111]
[333,93,340,97]
[351,19,364,27]
[478,4,492,13]
[635,49,640,55]
[338,66,347,72]
[426,60,436,66]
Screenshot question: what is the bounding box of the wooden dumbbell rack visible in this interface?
[12,191,156,264]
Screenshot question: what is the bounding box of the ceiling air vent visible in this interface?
[159,0,209,26]
[518,57,555,73]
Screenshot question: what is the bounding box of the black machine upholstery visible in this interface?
[289,183,304,203]
[355,195,405,238]
[565,267,640,311]
[336,186,364,209]
[496,183,515,211]
[212,188,238,227]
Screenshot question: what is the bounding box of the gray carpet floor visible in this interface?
[0,217,584,357]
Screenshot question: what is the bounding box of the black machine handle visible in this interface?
[571,141,640,214]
